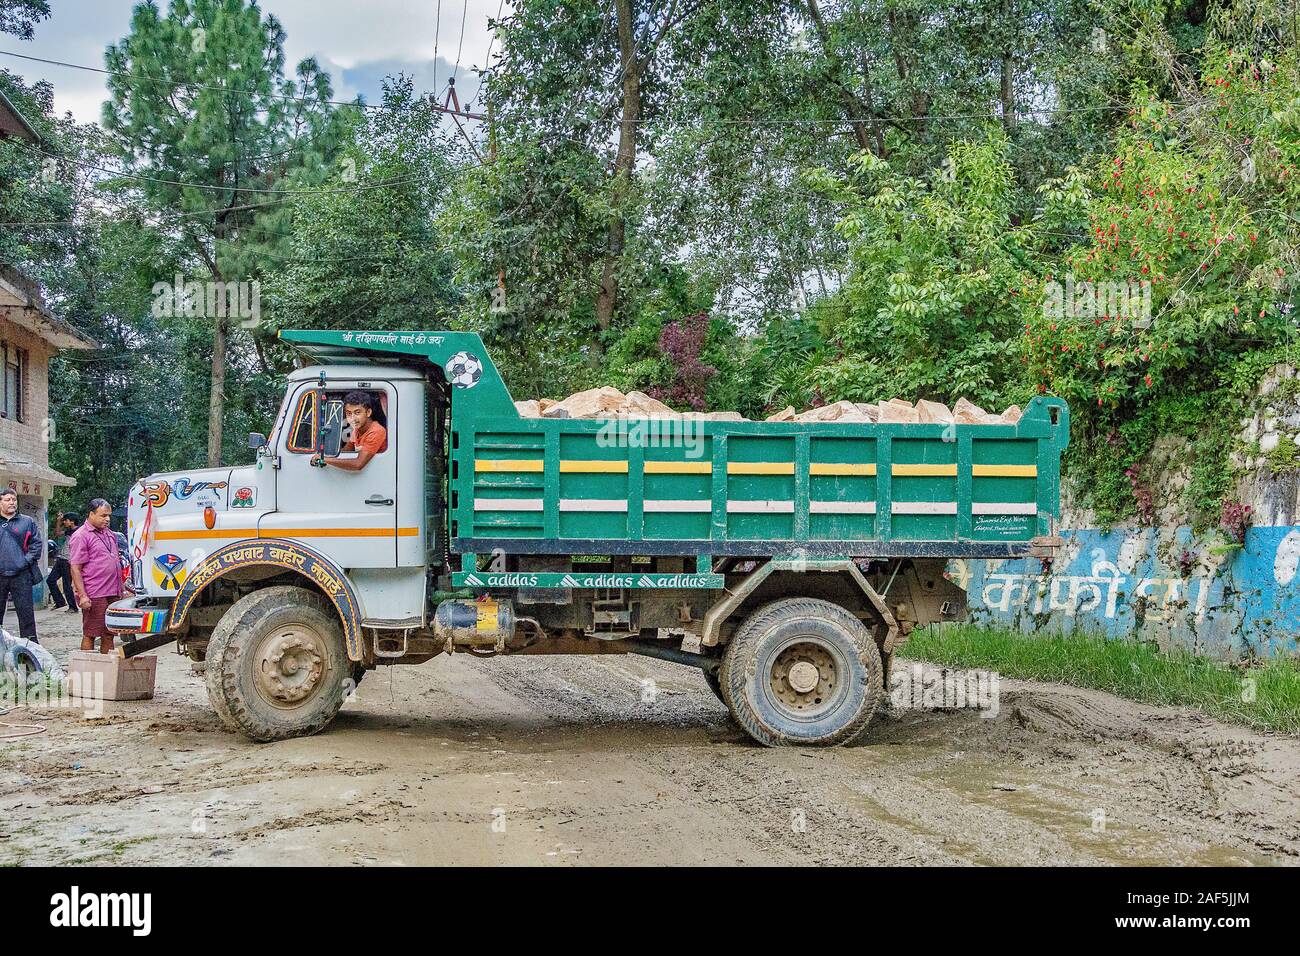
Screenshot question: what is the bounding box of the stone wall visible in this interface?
[953,363,1300,659]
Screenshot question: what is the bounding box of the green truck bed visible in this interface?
[276,330,1070,573]
[450,397,1069,564]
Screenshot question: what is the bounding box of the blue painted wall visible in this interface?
[949,526,1300,658]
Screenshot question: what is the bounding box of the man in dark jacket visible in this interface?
[0,488,43,642]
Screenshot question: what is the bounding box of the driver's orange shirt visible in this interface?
[344,422,387,455]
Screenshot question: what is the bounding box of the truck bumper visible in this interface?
[106,595,173,636]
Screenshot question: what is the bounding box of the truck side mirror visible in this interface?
[248,432,267,451]
[319,418,344,458]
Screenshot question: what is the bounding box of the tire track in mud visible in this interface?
[447,658,1084,863]
[3,610,1297,866]
[444,653,1299,865]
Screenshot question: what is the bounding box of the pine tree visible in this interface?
[103,0,348,465]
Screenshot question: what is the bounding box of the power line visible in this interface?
[2,45,1146,128]
[0,48,376,111]
[6,137,421,196]
[433,0,442,93]
[484,0,506,70]
[0,198,288,230]
[453,0,469,81]
[467,0,507,111]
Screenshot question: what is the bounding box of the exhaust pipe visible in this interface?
[622,639,720,675]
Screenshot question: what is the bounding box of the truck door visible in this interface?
[262,380,399,568]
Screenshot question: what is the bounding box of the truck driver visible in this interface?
[315,390,388,472]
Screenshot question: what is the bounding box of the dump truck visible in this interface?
[107,329,1069,747]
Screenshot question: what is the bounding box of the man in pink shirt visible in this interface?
[68,499,122,654]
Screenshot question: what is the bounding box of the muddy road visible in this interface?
[1,607,1296,866]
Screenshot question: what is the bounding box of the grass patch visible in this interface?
[903,624,1300,734]
[0,674,69,717]
[0,674,65,699]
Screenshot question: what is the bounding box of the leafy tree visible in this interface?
[806,132,1040,408]
[447,0,615,366]
[267,76,463,340]
[0,70,76,271]
[102,0,350,465]
[47,216,193,509]
[0,0,48,40]
[459,0,786,362]
[1029,43,1300,525]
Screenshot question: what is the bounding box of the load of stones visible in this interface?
[514,386,1022,425]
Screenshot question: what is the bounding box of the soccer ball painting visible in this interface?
[445,351,484,389]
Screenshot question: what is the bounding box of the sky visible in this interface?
[0,0,509,123]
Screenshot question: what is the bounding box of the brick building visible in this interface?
[0,91,99,599]
[0,265,98,581]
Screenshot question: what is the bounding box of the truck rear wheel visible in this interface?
[206,586,350,742]
[720,598,884,747]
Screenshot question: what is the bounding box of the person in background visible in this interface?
[113,527,134,596]
[45,513,77,612]
[68,499,121,654]
[0,488,43,643]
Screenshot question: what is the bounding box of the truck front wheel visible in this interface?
[720,598,884,747]
[206,586,350,742]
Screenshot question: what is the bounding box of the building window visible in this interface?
[1,343,26,423]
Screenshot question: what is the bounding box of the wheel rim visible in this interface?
[762,636,846,722]
[253,624,328,709]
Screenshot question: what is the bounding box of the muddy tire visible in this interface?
[205,586,350,742]
[721,598,884,747]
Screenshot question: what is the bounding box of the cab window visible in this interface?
[332,389,389,454]
[286,390,318,453]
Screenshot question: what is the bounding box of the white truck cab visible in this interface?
[119,362,435,629]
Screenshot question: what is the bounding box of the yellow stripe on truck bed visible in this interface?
[726,462,795,475]
[971,464,1038,477]
[475,459,544,472]
[809,463,877,476]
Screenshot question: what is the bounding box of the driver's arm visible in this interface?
[317,446,377,472]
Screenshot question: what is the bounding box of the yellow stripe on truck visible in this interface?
[726,462,795,475]
[475,459,544,472]
[892,463,958,476]
[558,460,629,473]
[808,463,877,476]
[643,461,712,474]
